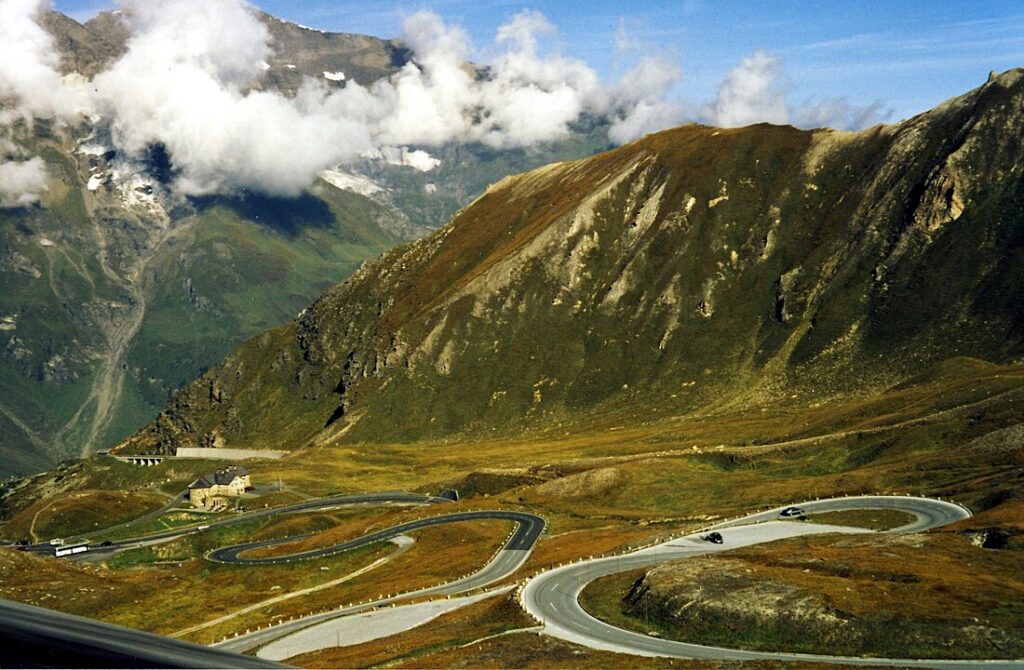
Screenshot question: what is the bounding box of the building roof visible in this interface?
[188,465,249,490]
[188,475,211,490]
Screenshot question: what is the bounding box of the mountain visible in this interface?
[116,69,1024,457]
[39,9,402,85]
[0,10,611,477]
[0,114,407,476]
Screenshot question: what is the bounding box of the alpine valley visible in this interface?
[0,13,1023,668]
[0,10,611,477]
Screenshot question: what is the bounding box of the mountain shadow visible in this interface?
[193,191,336,237]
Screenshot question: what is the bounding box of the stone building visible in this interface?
[188,466,251,508]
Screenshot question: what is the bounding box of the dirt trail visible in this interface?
[28,498,58,543]
[168,538,413,639]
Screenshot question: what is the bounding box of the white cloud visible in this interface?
[369,12,476,147]
[0,0,91,120]
[474,11,601,147]
[0,157,48,207]
[0,2,891,200]
[703,50,788,128]
[91,0,373,197]
[607,57,686,143]
[366,10,608,149]
[0,2,690,197]
[792,97,891,130]
[703,50,891,130]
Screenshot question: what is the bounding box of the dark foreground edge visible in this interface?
[0,598,286,668]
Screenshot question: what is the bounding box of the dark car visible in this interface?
[700,532,724,544]
[100,540,113,547]
[779,506,806,518]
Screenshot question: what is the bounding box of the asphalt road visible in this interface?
[8,490,452,666]
[208,509,544,565]
[522,495,1023,669]
[0,598,285,668]
[11,486,542,662]
[27,491,447,558]
[213,510,545,654]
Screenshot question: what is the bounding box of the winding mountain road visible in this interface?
[212,509,545,655]
[521,495,1023,669]
[23,490,544,660]
[29,491,448,557]
[22,490,1019,667]
[208,509,544,565]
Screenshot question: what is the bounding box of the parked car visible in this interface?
[100,540,113,547]
[700,532,724,544]
[779,506,806,518]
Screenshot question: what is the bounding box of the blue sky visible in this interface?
[54,0,1024,122]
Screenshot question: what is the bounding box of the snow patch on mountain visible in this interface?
[320,169,384,197]
[364,147,441,172]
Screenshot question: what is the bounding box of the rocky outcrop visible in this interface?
[624,554,1024,659]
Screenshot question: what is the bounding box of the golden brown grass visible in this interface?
[948,499,1024,533]
[394,629,862,669]
[244,360,1024,518]
[1,358,1022,666]
[805,508,917,530]
[521,524,665,576]
[727,532,1024,624]
[186,519,513,644]
[241,507,409,559]
[289,590,852,669]
[0,515,512,646]
[2,489,168,542]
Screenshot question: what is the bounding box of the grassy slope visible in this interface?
[366,120,614,231]
[0,152,116,472]
[124,187,399,416]
[0,512,512,643]
[1,358,1021,656]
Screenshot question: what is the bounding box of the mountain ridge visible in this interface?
[40,8,405,86]
[116,68,1024,457]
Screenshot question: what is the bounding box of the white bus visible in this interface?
[54,543,89,557]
